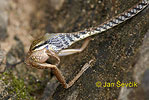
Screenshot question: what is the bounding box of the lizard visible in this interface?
[25,0,149,89]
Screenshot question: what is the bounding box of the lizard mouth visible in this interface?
[25,50,60,67]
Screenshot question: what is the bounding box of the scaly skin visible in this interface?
[25,0,148,88]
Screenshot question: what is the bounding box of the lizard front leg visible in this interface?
[58,38,91,56]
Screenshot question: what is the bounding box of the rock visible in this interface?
[0,0,148,99]
[118,29,149,100]
[0,0,8,41]
[0,48,6,72]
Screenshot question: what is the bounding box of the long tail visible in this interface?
[67,0,148,43]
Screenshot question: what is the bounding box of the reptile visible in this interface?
[25,0,149,88]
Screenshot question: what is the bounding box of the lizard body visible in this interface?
[26,0,149,88]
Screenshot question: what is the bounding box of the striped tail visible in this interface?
[70,0,148,42]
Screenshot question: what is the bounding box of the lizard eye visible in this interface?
[30,44,39,51]
[30,43,38,51]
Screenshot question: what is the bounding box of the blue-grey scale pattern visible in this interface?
[36,0,148,53]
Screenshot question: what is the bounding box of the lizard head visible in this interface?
[29,33,56,52]
[25,35,60,67]
[29,37,47,52]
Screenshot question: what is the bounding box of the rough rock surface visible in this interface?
[0,0,148,100]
